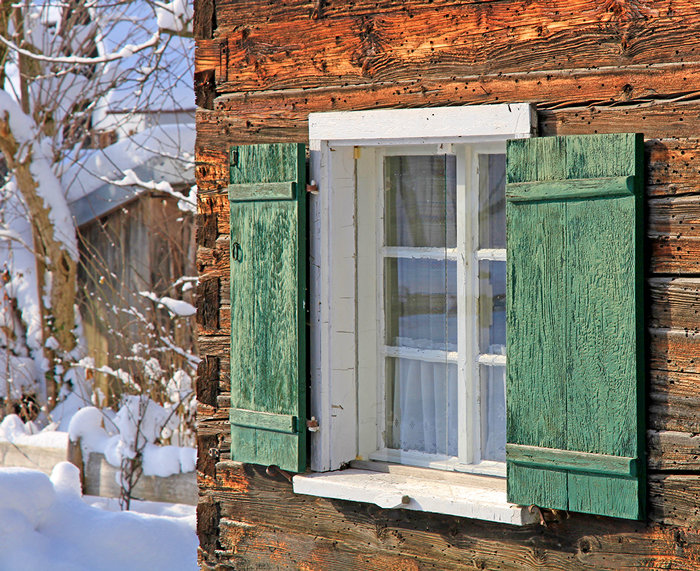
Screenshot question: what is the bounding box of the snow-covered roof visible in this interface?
[64,122,195,226]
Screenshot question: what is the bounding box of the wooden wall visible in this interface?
[194,0,700,568]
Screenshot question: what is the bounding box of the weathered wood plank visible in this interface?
[506,136,569,511]
[196,355,220,407]
[649,328,700,375]
[201,462,700,571]
[196,60,700,114]
[649,474,700,528]
[196,236,230,277]
[649,278,700,331]
[196,276,220,333]
[647,430,700,471]
[208,1,700,92]
[506,134,645,520]
[196,148,229,193]
[84,452,197,505]
[506,444,638,477]
[649,369,700,433]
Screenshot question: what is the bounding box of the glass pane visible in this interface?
[384,155,456,248]
[385,258,457,351]
[478,154,506,249]
[386,357,458,456]
[478,260,506,354]
[480,365,506,462]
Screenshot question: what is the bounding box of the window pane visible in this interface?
[478,259,506,354]
[480,365,506,462]
[384,155,456,248]
[386,357,458,456]
[478,154,506,249]
[385,258,457,351]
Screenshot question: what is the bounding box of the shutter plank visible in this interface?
[230,202,258,465]
[506,137,568,511]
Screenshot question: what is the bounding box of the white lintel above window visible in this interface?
[309,104,537,148]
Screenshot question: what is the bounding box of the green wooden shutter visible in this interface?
[505,133,645,520]
[228,143,307,473]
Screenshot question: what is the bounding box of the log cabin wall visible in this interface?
[194,1,700,568]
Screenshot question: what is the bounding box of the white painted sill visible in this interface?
[292,461,538,526]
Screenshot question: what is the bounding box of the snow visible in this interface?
[0,415,68,449]
[67,402,195,478]
[63,122,195,204]
[0,91,79,261]
[139,290,196,317]
[0,464,198,571]
[156,0,194,35]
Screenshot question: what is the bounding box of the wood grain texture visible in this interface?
[204,0,700,93]
[647,430,700,471]
[506,134,644,520]
[506,137,568,511]
[228,143,307,473]
[649,369,700,433]
[198,462,700,571]
[649,474,700,528]
[195,0,700,563]
[649,278,700,330]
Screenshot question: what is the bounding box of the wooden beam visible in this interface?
[208,0,700,93]
[199,461,700,570]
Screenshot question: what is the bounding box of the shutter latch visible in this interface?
[306,416,320,432]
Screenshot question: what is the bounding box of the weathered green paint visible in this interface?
[228,181,296,201]
[230,409,298,434]
[506,133,645,520]
[230,144,300,185]
[506,444,639,477]
[229,143,307,473]
[506,176,634,202]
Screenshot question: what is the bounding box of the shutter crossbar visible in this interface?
[231,408,298,434]
[507,444,638,477]
[228,181,296,201]
[506,176,634,202]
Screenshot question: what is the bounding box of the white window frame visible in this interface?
[308,104,536,474]
[356,143,509,476]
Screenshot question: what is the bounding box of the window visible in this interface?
[306,105,535,475]
[227,110,646,523]
[354,144,508,475]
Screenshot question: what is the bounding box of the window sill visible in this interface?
[292,461,538,526]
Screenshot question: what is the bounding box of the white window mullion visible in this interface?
[375,147,389,453]
[457,146,475,464]
[468,146,484,465]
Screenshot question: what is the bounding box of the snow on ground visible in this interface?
[0,463,198,571]
[0,407,196,478]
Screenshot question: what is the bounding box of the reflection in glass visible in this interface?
[478,154,506,249]
[480,365,506,461]
[386,357,458,456]
[478,260,506,354]
[385,258,457,351]
[384,155,456,248]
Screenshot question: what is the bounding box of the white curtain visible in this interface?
[390,359,458,457]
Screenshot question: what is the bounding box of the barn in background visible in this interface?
[194,1,700,568]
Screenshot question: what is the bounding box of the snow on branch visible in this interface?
[138,291,196,318]
[97,169,196,212]
[0,31,161,65]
